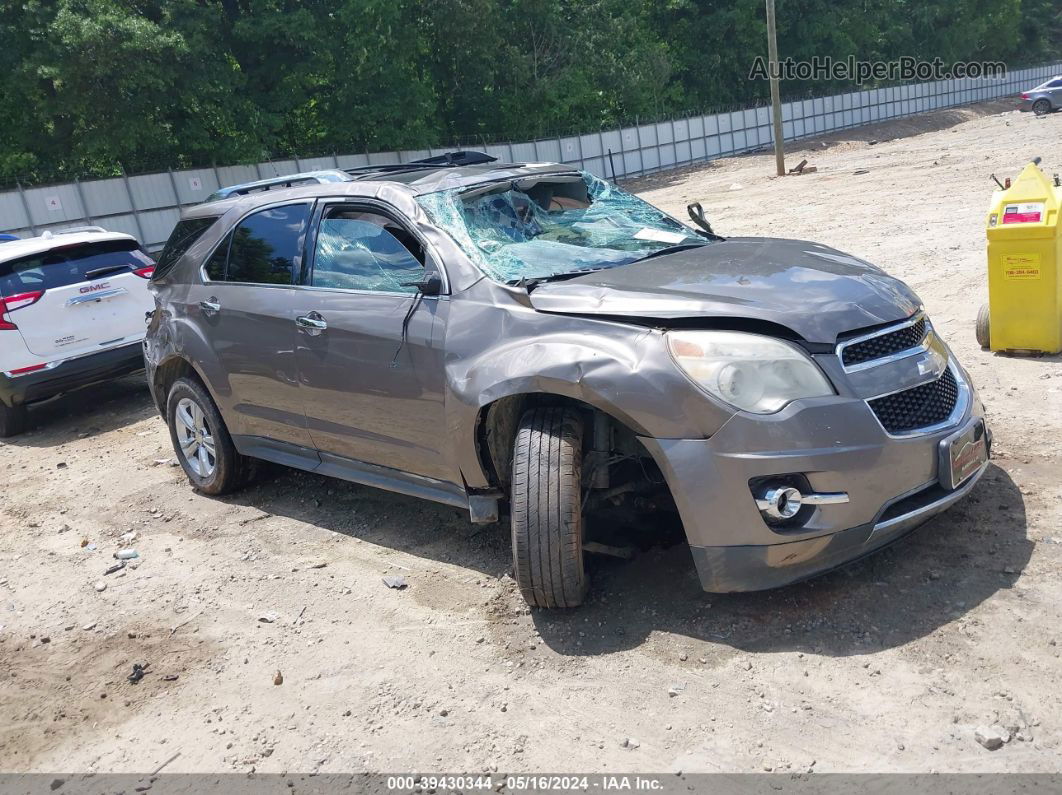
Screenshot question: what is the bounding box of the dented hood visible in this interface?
[527,237,921,343]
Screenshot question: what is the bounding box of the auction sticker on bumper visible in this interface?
[939,419,988,490]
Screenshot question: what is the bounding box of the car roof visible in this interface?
[179,161,581,222]
[0,228,138,265]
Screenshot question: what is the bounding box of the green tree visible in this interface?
[0,0,1057,186]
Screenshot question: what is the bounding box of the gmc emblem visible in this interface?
[80,281,110,294]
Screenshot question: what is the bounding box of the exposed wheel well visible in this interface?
[475,394,672,512]
[151,357,204,416]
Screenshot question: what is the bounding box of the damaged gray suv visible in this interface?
[145,153,990,608]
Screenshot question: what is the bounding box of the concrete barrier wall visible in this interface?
[2,62,1058,250]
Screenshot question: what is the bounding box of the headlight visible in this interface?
[666,330,834,414]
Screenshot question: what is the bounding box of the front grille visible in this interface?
[868,367,958,434]
[841,317,927,367]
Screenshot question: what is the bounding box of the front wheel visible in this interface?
[510,407,588,609]
[166,377,253,495]
[1033,99,1051,117]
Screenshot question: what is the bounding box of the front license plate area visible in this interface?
[938,419,988,491]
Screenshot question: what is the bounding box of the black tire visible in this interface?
[166,377,253,495]
[1033,99,1051,117]
[976,303,991,350]
[0,402,28,438]
[510,407,588,609]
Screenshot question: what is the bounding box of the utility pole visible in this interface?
[765,0,786,176]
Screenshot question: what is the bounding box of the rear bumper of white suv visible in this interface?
[0,342,144,408]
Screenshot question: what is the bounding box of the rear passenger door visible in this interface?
[188,202,316,455]
[293,200,452,482]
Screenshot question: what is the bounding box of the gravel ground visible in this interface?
[1,99,1061,775]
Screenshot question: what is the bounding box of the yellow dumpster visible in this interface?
[979,159,1062,354]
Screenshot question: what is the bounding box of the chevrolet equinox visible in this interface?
[144,154,990,608]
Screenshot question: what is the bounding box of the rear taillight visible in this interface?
[8,363,48,376]
[0,291,44,331]
[1021,93,1030,100]
[133,265,155,279]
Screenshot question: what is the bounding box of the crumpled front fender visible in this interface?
[441,291,733,488]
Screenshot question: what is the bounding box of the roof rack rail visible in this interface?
[40,226,110,238]
[206,170,352,202]
[60,225,109,235]
[344,150,497,177]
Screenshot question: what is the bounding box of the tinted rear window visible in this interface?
[204,204,310,285]
[153,217,219,279]
[0,240,152,295]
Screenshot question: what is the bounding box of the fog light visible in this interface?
[755,483,850,522]
[757,486,804,520]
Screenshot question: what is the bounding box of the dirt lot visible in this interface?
[2,99,1061,775]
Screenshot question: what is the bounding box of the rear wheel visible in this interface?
[166,377,253,495]
[0,402,28,438]
[1033,99,1051,117]
[976,303,991,350]
[510,407,588,609]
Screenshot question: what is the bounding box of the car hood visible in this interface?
[526,237,921,343]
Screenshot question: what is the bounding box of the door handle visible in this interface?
[296,313,327,333]
[199,298,221,316]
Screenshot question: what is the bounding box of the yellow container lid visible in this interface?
[987,163,1060,240]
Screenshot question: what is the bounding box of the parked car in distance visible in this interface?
[0,227,155,436]
[145,154,990,609]
[1020,76,1062,115]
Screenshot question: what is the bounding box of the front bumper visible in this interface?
[0,343,145,408]
[639,363,988,592]
[687,458,987,591]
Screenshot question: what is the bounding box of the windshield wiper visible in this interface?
[628,242,709,265]
[85,264,132,280]
[510,267,610,291]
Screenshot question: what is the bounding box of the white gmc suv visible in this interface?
[0,227,155,436]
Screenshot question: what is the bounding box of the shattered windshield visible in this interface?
[416,172,705,283]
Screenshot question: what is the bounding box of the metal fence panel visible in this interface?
[128,173,177,211]
[510,142,538,162]
[138,208,183,246]
[216,164,258,185]
[335,153,370,170]
[0,191,29,230]
[297,156,337,171]
[578,133,602,158]
[79,177,129,218]
[481,144,511,163]
[620,128,641,175]
[172,168,219,205]
[675,136,692,167]
[558,137,581,165]
[24,183,85,227]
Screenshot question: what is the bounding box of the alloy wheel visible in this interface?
[175,397,217,477]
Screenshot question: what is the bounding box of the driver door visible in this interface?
[292,200,453,482]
